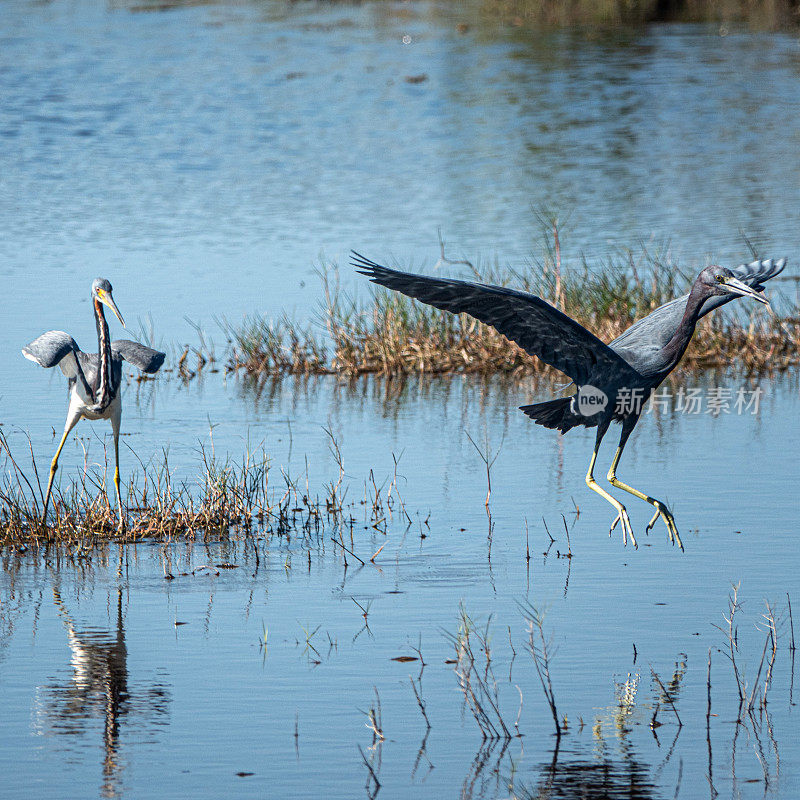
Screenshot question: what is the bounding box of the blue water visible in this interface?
[1,372,798,799]
[1,1,799,348]
[0,0,798,797]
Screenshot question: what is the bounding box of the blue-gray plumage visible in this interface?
[353,252,783,550]
[22,278,166,528]
[22,333,164,398]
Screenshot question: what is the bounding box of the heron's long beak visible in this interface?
[99,291,127,328]
[721,276,770,305]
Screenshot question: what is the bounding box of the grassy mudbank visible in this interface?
[477,0,800,28]
[227,248,799,379]
[0,432,408,547]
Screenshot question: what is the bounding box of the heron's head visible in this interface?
[699,266,769,305]
[91,278,126,328]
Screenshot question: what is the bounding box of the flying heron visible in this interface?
[22,278,166,529]
[353,252,785,550]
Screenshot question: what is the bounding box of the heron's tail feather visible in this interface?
[519,397,576,433]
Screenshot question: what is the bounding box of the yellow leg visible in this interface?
[43,426,74,523]
[585,447,636,548]
[607,446,683,551]
[113,433,124,532]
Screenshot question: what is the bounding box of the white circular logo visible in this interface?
[572,385,608,416]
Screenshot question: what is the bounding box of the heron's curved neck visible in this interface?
[658,281,709,372]
[94,298,113,409]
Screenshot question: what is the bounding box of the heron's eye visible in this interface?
[715,275,725,283]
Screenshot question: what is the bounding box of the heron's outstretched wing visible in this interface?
[352,252,640,386]
[111,340,165,374]
[22,330,97,398]
[611,258,787,356]
[22,331,83,378]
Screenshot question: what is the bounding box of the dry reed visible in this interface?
[223,248,799,379]
[0,429,408,547]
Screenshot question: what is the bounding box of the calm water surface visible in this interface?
[0,0,799,350]
[0,1,799,797]
[1,373,799,798]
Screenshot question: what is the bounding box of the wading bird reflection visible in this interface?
[22,279,165,529]
[353,253,784,550]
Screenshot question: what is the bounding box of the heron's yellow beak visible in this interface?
[721,276,770,305]
[96,288,127,328]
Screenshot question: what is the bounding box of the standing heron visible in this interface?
[22,278,165,529]
[353,253,784,550]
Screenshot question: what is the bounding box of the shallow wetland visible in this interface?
[1,0,799,797]
[1,371,798,798]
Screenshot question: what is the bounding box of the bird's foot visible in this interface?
[610,508,637,549]
[646,504,683,551]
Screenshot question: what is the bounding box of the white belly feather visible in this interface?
[68,380,122,431]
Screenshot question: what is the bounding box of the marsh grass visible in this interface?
[445,604,517,741]
[443,590,793,798]
[223,245,799,380]
[0,430,409,547]
[226,313,328,376]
